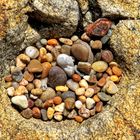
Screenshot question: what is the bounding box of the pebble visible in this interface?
[74,116,83,123]
[101,50,113,63]
[112,66,122,77]
[65,98,75,110]
[43,99,54,108]
[101,35,110,44]
[75,100,83,109]
[47,39,58,46]
[81,32,91,42]
[11,95,28,109]
[54,112,63,121]
[106,67,113,76]
[33,79,41,88]
[53,96,62,105]
[56,86,68,92]
[46,53,53,62]
[103,80,119,94]
[14,86,28,96]
[77,62,91,74]
[20,108,33,119]
[12,82,19,89]
[47,107,55,119]
[90,40,102,49]
[32,107,41,118]
[67,109,77,119]
[78,95,86,103]
[72,74,81,82]
[95,101,103,112]
[54,103,65,112]
[26,83,34,91]
[27,59,43,73]
[71,35,79,42]
[23,71,34,82]
[93,95,100,102]
[86,98,95,109]
[48,66,67,88]
[59,38,73,45]
[40,87,56,102]
[75,88,85,96]
[11,67,23,82]
[97,92,111,101]
[61,45,71,55]
[61,91,76,100]
[31,88,43,96]
[109,62,119,67]
[17,54,30,64]
[41,109,48,121]
[16,58,26,70]
[25,46,39,59]
[34,99,43,108]
[41,62,51,79]
[63,66,75,77]
[40,39,47,45]
[40,78,48,91]
[85,88,94,97]
[66,79,79,91]
[95,52,101,61]
[19,78,28,86]
[92,61,108,72]
[7,87,15,96]
[38,47,47,62]
[36,41,42,49]
[30,94,38,100]
[90,108,96,116]
[4,75,12,82]
[110,75,119,82]
[90,85,101,93]
[78,107,90,118]
[79,79,88,89]
[28,99,34,108]
[97,77,106,87]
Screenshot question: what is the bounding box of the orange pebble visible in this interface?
[78,95,86,103]
[4,74,12,82]
[32,107,41,118]
[97,77,106,87]
[95,101,103,112]
[106,67,113,76]
[72,74,81,82]
[23,71,34,82]
[47,39,58,46]
[112,66,122,76]
[53,96,62,105]
[93,95,100,102]
[43,99,54,109]
[74,116,84,123]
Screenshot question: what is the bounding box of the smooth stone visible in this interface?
[28,99,34,108]
[26,83,34,91]
[61,91,76,100]
[64,98,75,110]
[79,79,88,89]
[25,46,39,59]
[67,109,77,119]
[23,71,34,82]
[19,78,28,86]
[77,62,91,74]
[28,59,43,73]
[63,66,75,76]
[63,109,70,117]
[11,67,23,82]
[31,88,42,96]
[59,38,73,45]
[41,109,48,121]
[41,78,48,90]
[85,88,94,97]
[55,86,69,92]
[40,39,47,45]
[71,35,79,42]
[78,107,90,118]
[75,100,83,109]
[11,95,28,109]
[16,58,26,70]
[61,45,71,55]
[90,108,96,116]
[75,88,85,96]
[20,108,33,119]
[81,32,91,42]
[90,40,102,49]
[30,94,38,100]
[66,79,79,91]
[48,66,67,88]
[17,54,30,64]
[54,112,63,121]
[47,107,55,120]
[86,98,95,109]
[36,41,42,49]
[33,79,41,88]
[14,86,28,96]
[95,101,103,112]
[34,99,43,108]
[54,103,65,112]
[101,50,113,63]
[92,61,108,72]
[7,87,15,96]
[97,92,111,101]
[32,107,41,119]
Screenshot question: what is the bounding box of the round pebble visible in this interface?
[101,50,113,63]
[66,79,79,91]
[75,88,85,96]
[78,107,90,118]
[74,116,83,123]
[95,101,103,112]
[92,61,108,72]
[112,66,122,76]
[86,98,95,109]
[32,107,41,119]
[85,88,94,97]
[20,108,33,119]
[65,98,75,110]
[54,112,63,121]
[72,74,81,82]
[54,103,65,112]
[79,79,88,89]
[7,87,15,96]
[31,88,42,96]
[40,39,47,45]
[90,40,102,49]
[75,100,83,109]
[78,95,86,103]
[59,38,73,45]
[53,96,62,105]
[47,107,55,119]
[97,92,111,101]
[61,91,76,100]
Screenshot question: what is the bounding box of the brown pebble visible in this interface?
[43,99,54,109]
[90,40,102,49]
[4,75,12,82]
[74,116,84,123]
[101,50,113,63]
[93,95,100,102]
[64,98,75,110]
[41,62,51,79]
[78,95,86,103]
[95,101,103,112]
[26,83,34,91]
[23,71,34,82]
[32,107,41,119]
[28,99,34,108]
[47,39,58,46]
[112,66,122,77]
[106,67,113,76]
[72,74,81,82]
[53,96,62,105]
[20,108,33,119]
[97,77,106,87]
[89,85,100,94]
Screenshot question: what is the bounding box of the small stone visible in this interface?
[72,74,81,82]
[63,66,75,77]
[86,98,95,109]
[67,109,77,119]
[26,83,34,91]
[112,66,122,77]
[14,86,28,96]
[38,47,47,62]
[33,79,41,88]
[55,86,68,92]
[90,108,96,116]
[17,54,30,64]
[71,35,79,42]
[93,95,100,102]
[85,88,94,97]
[101,50,113,63]
[20,108,33,119]
[81,32,91,42]
[90,85,101,94]
[95,101,103,112]
[75,88,85,96]
[23,71,34,82]
[19,78,28,86]
[66,79,79,91]
[11,95,28,109]
[92,61,108,72]
[61,45,71,55]
[43,99,54,108]
[41,109,48,121]
[28,99,34,108]
[90,40,102,49]
[53,96,62,105]
[110,75,119,82]
[61,91,76,100]
[75,116,84,123]
[7,87,15,96]
[5,82,12,88]
[40,87,56,102]
[48,66,67,88]
[106,67,113,76]
[78,95,86,103]
[12,82,19,89]
[54,112,63,121]
[97,77,106,87]
[79,79,88,89]
[75,100,83,109]
[103,80,119,94]
[95,52,102,61]
[59,38,73,45]
[47,39,58,46]
[31,88,42,96]
[101,35,110,44]
[77,62,91,74]
[4,75,13,82]
[65,98,75,110]
[34,99,43,108]
[46,53,53,62]
[11,67,23,82]
[54,103,65,112]
[32,107,41,119]
[40,39,47,45]
[16,58,26,70]
[36,41,42,49]
[25,46,39,59]
[30,94,38,100]
[97,92,111,101]
[41,78,48,90]
[28,59,43,73]
[41,62,51,79]
[109,62,119,67]
[78,107,90,118]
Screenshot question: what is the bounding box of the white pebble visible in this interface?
[66,79,79,91]
[85,88,94,97]
[54,103,65,112]
[41,78,48,90]
[86,98,95,109]
[7,87,15,96]
[30,94,38,100]
[75,100,83,109]
[79,79,88,89]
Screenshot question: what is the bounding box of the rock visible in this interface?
[67,109,77,119]
[17,54,30,64]
[40,39,47,45]
[20,108,33,119]
[11,67,23,82]
[27,59,43,73]
[46,53,53,62]
[59,38,73,45]
[103,81,119,94]
[97,92,111,101]
[95,101,103,112]
[61,91,76,100]
[95,52,102,61]
[7,87,15,97]
[85,88,94,97]
[11,95,28,109]
[12,82,19,89]
[81,32,91,42]
[43,99,54,109]
[14,86,28,96]
[31,0,79,38]
[92,61,108,72]
[19,78,28,86]
[48,66,67,88]
[56,86,69,92]
[110,75,119,83]
[33,79,41,89]
[53,96,62,105]
[72,74,81,82]
[101,50,113,63]
[34,99,43,108]
[74,116,84,123]
[25,46,39,59]
[16,58,26,70]
[30,94,38,100]
[75,100,83,109]
[4,75,13,82]
[66,79,79,91]
[65,98,75,110]
[32,107,41,119]
[97,0,140,18]
[63,66,75,77]
[38,47,47,62]
[31,88,43,96]
[71,35,79,42]
[41,109,48,121]
[79,79,88,89]
[54,112,63,121]
[97,77,106,87]
[28,99,34,108]
[90,40,102,49]
[86,98,95,109]
[112,66,122,77]
[86,18,112,37]
[78,107,90,118]
[61,45,71,55]
[90,108,96,116]
[26,83,34,92]
[40,88,56,102]
[54,103,65,112]
[47,39,58,46]
[77,62,91,74]
[23,71,34,82]
[40,78,48,90]
[36,41,42,49]
[47,107,55,120]
[78,95,86,103]
[75,88,85,96]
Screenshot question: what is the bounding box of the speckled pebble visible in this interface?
[20,108,33,119]
[75,88,85,96]
[85,88,94,97]
[92,61,108,72]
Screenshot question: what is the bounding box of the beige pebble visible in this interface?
[54,103,65,112]
[85,88,94,97]
[33,79,41,88]
[78,95,86,103]
[31,88,43,96]
[46,53,53,62]
[16,58,26,70]
[79,79,88,89]
[59,38,73,45]
[92,61,108,72]
[19,78,28,86]
[47,107,55,120]
[75,100,83,109]
[75,88,85,96]
[7,87,15,96]
[14,86,28,96]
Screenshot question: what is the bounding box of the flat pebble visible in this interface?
[67,109,77,119]
[75,100,83,109]
[74,116,83,123]
[14,86,28,96]
[90,40,102,49]
[92,61,108,72]
[112,66,122,77]
[16,58,26,70]
[30,94,38,100]
[20,108,33,119]
[77,62,91,74]
[56,86,68,92]
[59,38,73,45]
[97,92,111,101]
[7,87,15,96]
[47,107,55,119]
[79,79,88,89]
[66,79,79,91]
[86,98,95,109]
[11,67,23,82]
[71,35,79,42]
[54,103,65,112]
[19,78,28,86]
[95,101,103,112]
[85,88,94,97]
[31,88,42,96]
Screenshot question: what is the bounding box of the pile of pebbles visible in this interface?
[4,18,122,123]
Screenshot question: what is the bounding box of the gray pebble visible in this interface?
[34,99,43,108]
[40,39,47,45]
[11,67,23,82]
[41,109,48,121]
[61,91,76,100]
[97,92,111,101]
